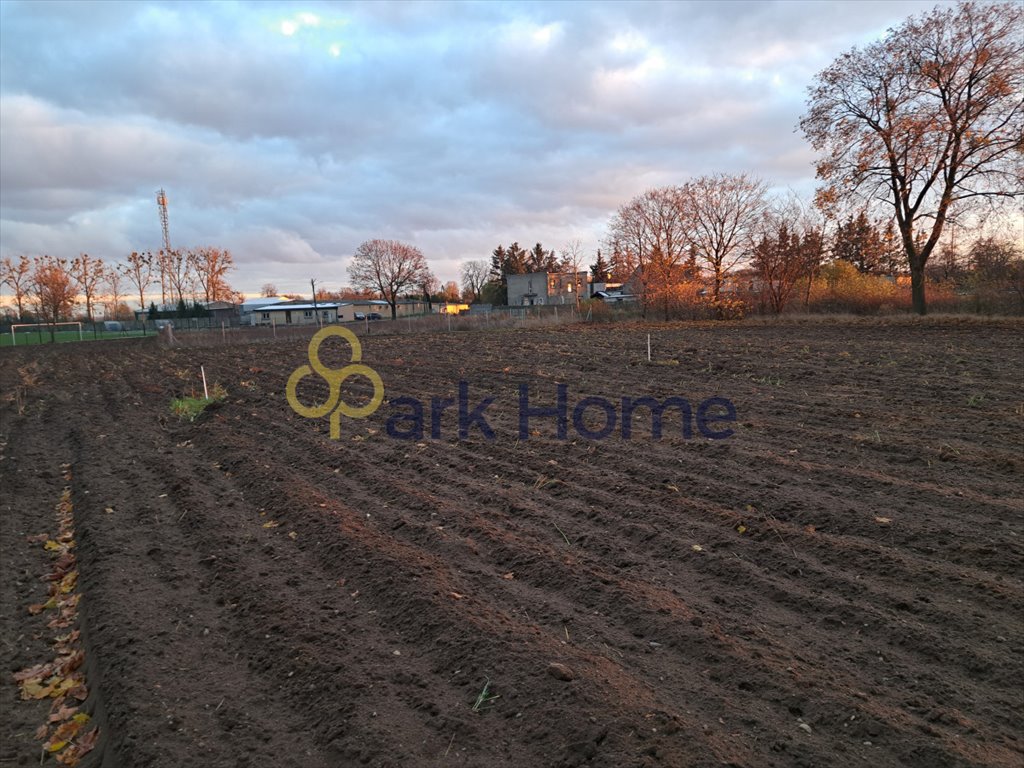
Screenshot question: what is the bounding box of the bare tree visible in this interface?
[119,251,153,313]
[32,256,77,341]
[188,247,236,304]
[348,239,429,320]
[460,260,489,304]
[419,271,440,312]
[70,253,106,322]
[683,174,768,309]
[260,283,278,297]
[801,1,1023,314]
[1,255,33,320]
[558,240,587,311]
[607,187,690,318]
[104,265,129,320]
[161,248,192,305]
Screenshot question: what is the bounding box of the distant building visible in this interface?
[255,303,340,326]
[240,296,291,325]
[344,299,429,318]
[204,300,240,323]
[506,271,588,306]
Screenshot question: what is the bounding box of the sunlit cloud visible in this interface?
[532,22,561,46]
[610,30,648,53]
[500,19,564,50]
[279,11,331,38]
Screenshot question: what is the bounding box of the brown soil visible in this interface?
[1,319,1022,768]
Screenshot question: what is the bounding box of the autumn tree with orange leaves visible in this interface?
[32,257,78,341]
[188,247,236,304]
[801,1,1023,315]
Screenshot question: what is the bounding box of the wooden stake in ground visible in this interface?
[200,366,209,400]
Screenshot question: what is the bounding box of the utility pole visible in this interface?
[311,278,319,326]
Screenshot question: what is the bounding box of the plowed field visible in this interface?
[2,319,1022,768]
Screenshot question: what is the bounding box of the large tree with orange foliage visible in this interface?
[801,1,1023,314]
[32,256,78,340]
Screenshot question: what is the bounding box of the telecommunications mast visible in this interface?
[156,188,171,252]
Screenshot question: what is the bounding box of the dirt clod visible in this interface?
[547,662,575,681]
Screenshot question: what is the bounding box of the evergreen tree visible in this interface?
[489,245,506,282]
[504,242,528,275]
[833,211,886,274]
[590,250,611,281]
[526,242,559,272]
[879,220,902,276]
[148,301,158,320]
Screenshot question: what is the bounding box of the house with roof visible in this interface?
[254,302,340,326]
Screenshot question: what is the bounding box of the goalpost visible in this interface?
[10,322,83,346]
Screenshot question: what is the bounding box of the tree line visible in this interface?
[0,248,239,326]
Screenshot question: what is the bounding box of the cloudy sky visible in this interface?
[0,0,948,297]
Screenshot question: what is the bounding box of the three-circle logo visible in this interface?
[286,326,385,439]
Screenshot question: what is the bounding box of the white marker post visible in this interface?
[200,365,209,400]
[647,334,651,362]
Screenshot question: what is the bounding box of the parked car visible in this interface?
[353,312,366,321]
[367,312,383,321]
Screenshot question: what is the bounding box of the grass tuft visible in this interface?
[170,383,227,422]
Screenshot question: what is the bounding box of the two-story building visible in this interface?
[506,271,588,306]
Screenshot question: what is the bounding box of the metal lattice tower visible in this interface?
[156,188,171,252]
